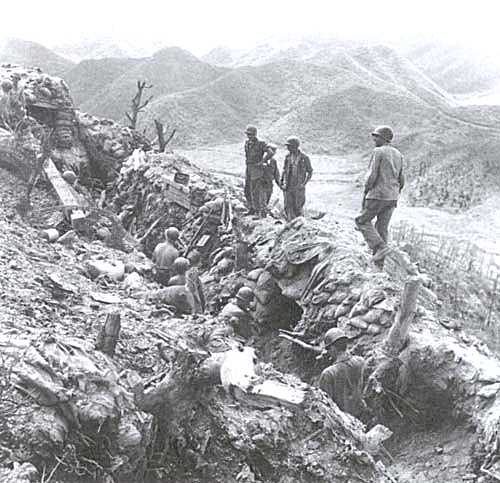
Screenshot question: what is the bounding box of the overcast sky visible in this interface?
[3,0,500,56]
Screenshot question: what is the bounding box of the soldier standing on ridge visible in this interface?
[355,125,405,269]
[152,227,180,286]
[318,328,367,419]
[280,136,313,220]
[244,125,273,217]
[261,143,281,216]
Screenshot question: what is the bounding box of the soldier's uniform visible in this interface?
[261,156,281,212]
[319,353,366,418]
[355,125,404,267]
[281,149,313,220]
[152,241,179,286]
[244,130,271,215]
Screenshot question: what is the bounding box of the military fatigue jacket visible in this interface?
[319,354,366,418]
[245,138,269,179]
[364,145,405,200]
[281,150,313,190]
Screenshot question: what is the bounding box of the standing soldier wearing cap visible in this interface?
[280,136,313,220]
[244,125,273,217]
[318,328,367,418]
[355,125,405,269]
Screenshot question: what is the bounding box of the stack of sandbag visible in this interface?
[76,112,151,183]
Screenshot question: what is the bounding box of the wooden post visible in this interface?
[95,312,121,356]
[383,277,421,356]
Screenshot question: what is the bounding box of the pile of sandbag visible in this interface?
[75,112,151,184]
[106,149,242,256]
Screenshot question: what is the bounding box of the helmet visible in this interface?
[371,125,394,143]
[1,79,13,92]
[187,249,201,265]
[165,226,180,241]
[323,328,349,348]
[62,170,77,184]
[245,125,257,135]
[173,257,190,273]
[235,286,254,303]
[285,136,300,148]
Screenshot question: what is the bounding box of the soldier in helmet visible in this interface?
[220,286,256,340]
[152,227,180,286]
[244,125,274,217]
[280,136,313,220]
[167,257,190,286]
[318,328,367,418]
[355,126,405,269]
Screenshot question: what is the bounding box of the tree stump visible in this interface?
[383,276,421,356]
[95,312,121,356]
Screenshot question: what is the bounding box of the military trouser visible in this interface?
[354,199,397,252]
[261,179,274,208]
[244,176,266,214]
[284,187,306,220]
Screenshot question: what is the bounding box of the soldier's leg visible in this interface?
[374,202,396,244]
[294,188,306,217]
[250,178,264,217]
[244,170,254,213]
[284,190,293,220]
[354,200,385,252]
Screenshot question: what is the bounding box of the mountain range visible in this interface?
[1,36,500,206]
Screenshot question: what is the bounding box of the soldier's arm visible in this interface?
[319,369,336,401]
[280,158,288,189]
[303,155,313,186]
[152,246,159,264]
[364,150,381,193]
[398,155,405,192]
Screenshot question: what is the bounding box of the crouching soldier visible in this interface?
[167,257,190,286]
[220,286,257,341]
[318,328,367,419]
[152,227,180,286]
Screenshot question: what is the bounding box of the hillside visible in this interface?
[65,47,226,120]
[400,39,500,95]
[0,38,74,78]
[12,37,496,208]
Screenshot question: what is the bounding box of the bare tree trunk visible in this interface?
[154,119,176,152]
[383,276,421,356]
[95,312,121,356]
[125,80,153,130]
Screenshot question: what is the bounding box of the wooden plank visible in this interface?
[43,158,82,208]
[164,179,191,210]
[43,158,89,231]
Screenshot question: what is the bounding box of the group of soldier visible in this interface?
[243,125,313,220]
[151,122,405,420]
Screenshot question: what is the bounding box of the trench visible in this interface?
[245,264,479,482]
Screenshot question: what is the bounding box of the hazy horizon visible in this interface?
[3,0,500,58]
